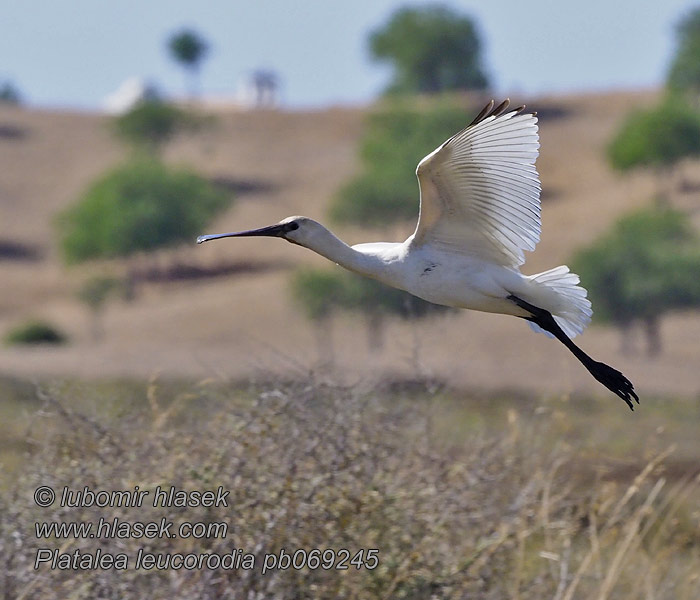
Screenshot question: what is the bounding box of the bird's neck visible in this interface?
[302,229,390,281]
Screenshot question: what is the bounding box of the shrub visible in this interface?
[57,159,230,263]
[4,320,67,345]
[607,97,700,172]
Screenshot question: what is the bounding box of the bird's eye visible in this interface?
[286,221,300,232]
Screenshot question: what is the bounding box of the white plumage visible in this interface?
[414,103,542,266]
[197,99,637,409]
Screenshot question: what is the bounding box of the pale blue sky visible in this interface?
[1,1,697,110]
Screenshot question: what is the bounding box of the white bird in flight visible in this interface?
[198,99,638,409]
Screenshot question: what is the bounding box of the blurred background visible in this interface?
[1,1,700,597]
[0,0,698,392]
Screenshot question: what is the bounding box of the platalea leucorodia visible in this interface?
[198,99,638,409]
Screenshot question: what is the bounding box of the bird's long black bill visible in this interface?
[197,223,288,244]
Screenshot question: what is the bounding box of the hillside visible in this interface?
[1,91,698,399]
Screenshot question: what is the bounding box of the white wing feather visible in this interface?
[413,101,541,267]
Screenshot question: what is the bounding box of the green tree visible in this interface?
[338,273,452,356]
[607,97,700,202]
[77,276,123,341]
[369,4,489,95]
[168,29,209,98]
[0,80,21,105]
[58,159,230,264]
[571,207,700,356]
[290,269,347,366]
[667,7,700,95]
[330,101,470,227]
[113,99,196,155]
[290,268,452,361]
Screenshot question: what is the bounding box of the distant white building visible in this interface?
[102,77,157,114]
[102,72,281,113]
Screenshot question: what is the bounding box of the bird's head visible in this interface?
[197,216,324,248]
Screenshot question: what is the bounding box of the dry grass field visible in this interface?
[0,91,699,598]
[1,376,699,599]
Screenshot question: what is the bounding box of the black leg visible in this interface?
[507,295,639,410]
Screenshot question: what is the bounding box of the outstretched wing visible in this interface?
[413,99,541,267]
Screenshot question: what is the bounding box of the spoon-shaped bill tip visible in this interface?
[196,232,242,244]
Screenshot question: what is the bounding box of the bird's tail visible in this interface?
[526,265,592,339]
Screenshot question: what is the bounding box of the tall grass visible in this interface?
[1,378,698,599]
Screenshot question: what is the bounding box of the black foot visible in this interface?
[587,360,639,411]
[507,294,640,410]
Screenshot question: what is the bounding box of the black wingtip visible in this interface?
[492,98,511,118]
[468,100,495,127]
[469,98,533,127]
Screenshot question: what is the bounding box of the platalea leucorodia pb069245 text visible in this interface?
[198,100,638,409]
